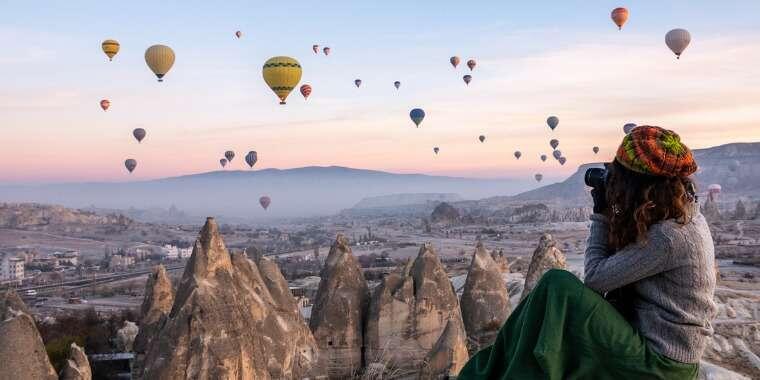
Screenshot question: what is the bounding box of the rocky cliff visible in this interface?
[365,243,465,376]
[141,217,319,380]
[521,234,567,300]
[309,234,369,378]
[460,242,511,352]
[0,291,57,380]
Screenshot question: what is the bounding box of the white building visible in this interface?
[1,252,25,284]
[162,245,192,260]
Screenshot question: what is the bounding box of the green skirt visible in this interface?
[457,269,698,380]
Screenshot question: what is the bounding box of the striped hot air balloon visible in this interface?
[262,56,302,105]
[611,7,629,30]
[300,84,312,100]
[144,45,175,82]
[101,39,120,61]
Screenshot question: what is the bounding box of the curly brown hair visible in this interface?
[604,160,696,251]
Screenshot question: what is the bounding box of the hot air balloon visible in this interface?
[558,157,567,165]
[547,116,559,131]
[708,184,722,194]
[133,128,146,143]
[101,39,120,61]
[354,79,362,88]
[540,154,548,162]
[478,135,486,143]
[450,56,460,68]
[665,29,691,59]
[219,158,227,168]
[262,56,302,105]
[410,108,425,127]
[394,81,401,90]
[312,44,319,54]
[433,147,440,155]
[593,146,600,154]
[235,31,242,39]
[550,139,559,150]
[145,45,175,82]
[467,59,476,71]
[225,151,235,162]
[124,159,137,173]
[514,151,522,159]
[100,99,110,111]
[611,7,629,30]
[245,151,258,168]
[535,174,543,182]
[259,196,271,210]
[553,150,562,160]
[300,84,312,100]
[624,123,637,134]
[463,75,472,85]
[323,47,331,55]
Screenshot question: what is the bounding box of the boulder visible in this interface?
[141,217,319,380]
[309,234,369,378]
[521,234,566,300]
[460,242,511,352]
[0,291,57,380]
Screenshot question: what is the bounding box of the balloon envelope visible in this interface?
[354,79,362,88]
[611,7,629,30]
[540,154,547,162]
[312,44,319,54]
[259,196,271,210]
[514,151,522,159]
[102,39,120,61]
[550,139,559,150]
[100,99,110,111]
[665,29,691,59]
[535,173,543,182]
[433,147,439,154]
[245,151,258,168]
[132,128,146,143]
[394,81,400,89]
[463,75,472,85]
[467,59,476,71]
[450,56,460,68]
[547,116,559,130]
[558,157,567,165]
[219,158,227,168]
[235,31,242,38]
[300,84,312,99]
[144,45,175,82]
[553,150,562,159]
[262,56,302,104]
[225,150,235,162]
[593,146,600,154]
[478,135,486,143]
[124,159,137,173]
[323,47,330,55]
[410,108,425,127]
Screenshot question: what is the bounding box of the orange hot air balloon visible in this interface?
[300,84,312,99]
[611,7,629,30]
[100,99,110,111]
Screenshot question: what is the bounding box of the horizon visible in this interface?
[2,1,760,184]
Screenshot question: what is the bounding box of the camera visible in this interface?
[584,167,607,190]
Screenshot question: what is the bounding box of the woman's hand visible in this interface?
[591,188,607,214]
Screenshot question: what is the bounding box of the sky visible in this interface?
[1,0,759,183]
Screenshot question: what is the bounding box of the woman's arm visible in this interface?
[584,214,672,294]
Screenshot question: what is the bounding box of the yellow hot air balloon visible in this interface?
[144,45,175,82]
[262,56,302,104]
[101,39,120,61]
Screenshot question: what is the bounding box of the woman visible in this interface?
[458,126,716,379]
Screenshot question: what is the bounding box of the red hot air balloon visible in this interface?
[300,84,312,100]
[463,75,472,85]
[259,196,271,210]
[611,7,629,30]
[323,47,331,55]
[312,44,319,54]
[100,99,110,111]
[450,56,460,68]
[467,59,476,71]
[235,30,242,38]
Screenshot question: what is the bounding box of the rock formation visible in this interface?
[132,265,174,378]
[365,243,465,376]
[419,319,469,379]
[703,288,760,379]
[141,217,319,380]
[521,234,567,300]
[0,291,57,380]
[702,197,722,222]
[309,234,369,378]
[60,343,92,380]
[430,202,460,224]
[460,242,511,352]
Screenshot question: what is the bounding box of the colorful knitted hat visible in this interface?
[615,125,697,177]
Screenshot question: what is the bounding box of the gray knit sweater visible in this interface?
[584,204,716,363]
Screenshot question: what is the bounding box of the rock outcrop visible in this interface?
[132,265,174,378]
[0,291,57,380]
[460,242,511,352]
[141,217,319,380]
[60,343,92,380]
[419,319,469,379]
[521,234,566,300]
[309,234,369,378]
[365,243,464,376]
